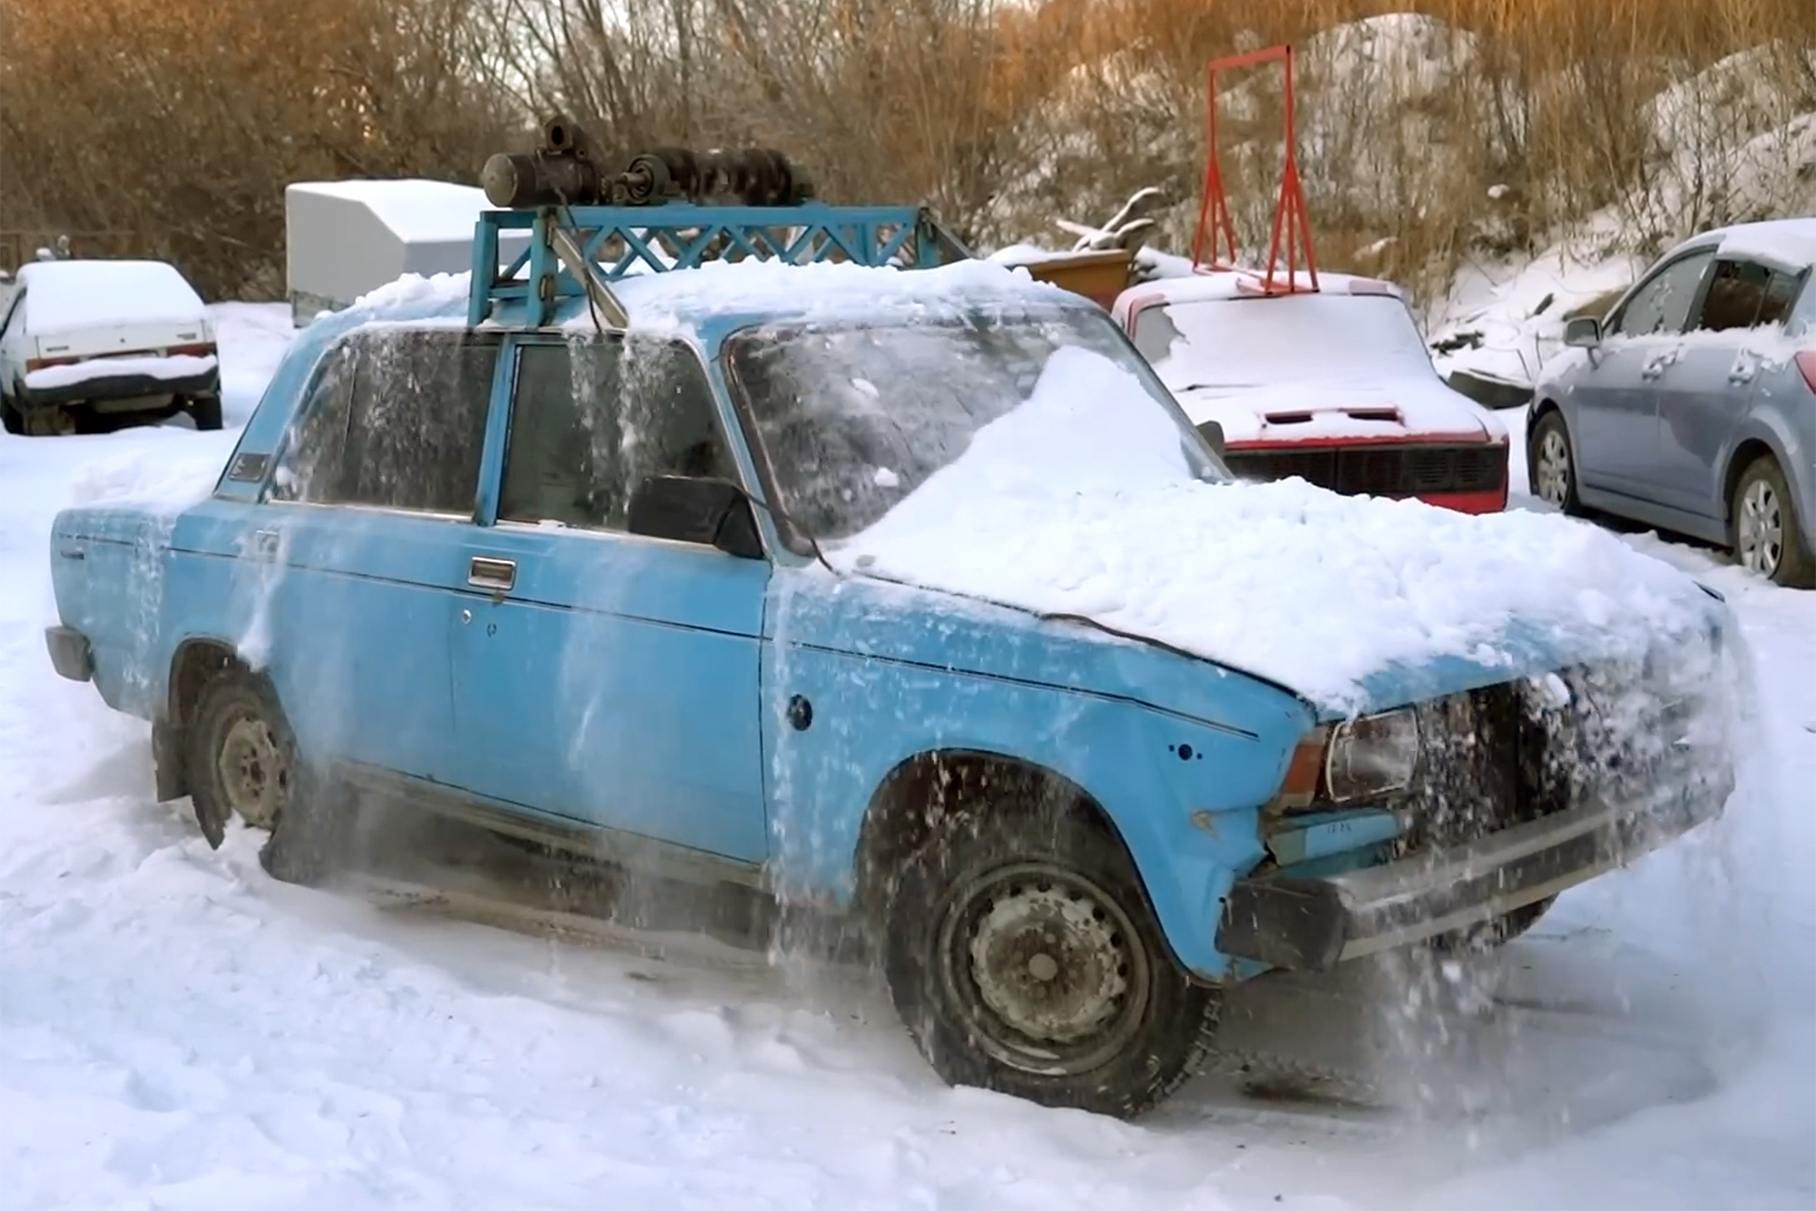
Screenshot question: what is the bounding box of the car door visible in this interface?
[447,332,771,864]
[1571,248,1714,496]
[1652,258,1805,520]
[248,326,500,786]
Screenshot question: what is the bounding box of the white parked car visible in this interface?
[0,259,222,437]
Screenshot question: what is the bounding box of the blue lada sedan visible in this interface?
[44,250,1735,1119]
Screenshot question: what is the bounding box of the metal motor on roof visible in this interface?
[480,115,816,210]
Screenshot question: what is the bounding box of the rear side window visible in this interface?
[339,329,500,514]
[1757,267,1805,328]
[1613,250,1713,337]
[499,336,734,531]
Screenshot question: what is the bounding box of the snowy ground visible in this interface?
[1,304,1812,1209]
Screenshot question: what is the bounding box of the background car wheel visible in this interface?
[0,394,20,435]
[1428,896,1555,954]
[881,807,1220,1119]
[21,403,78,437]
[185,667,346,884]
[1731,456,1815,589]
[187,392,224,431]
[1528,410,1582,514]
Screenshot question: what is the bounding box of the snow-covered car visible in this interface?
[1531,219,1816,588]
[1111,271,1511,513]
[0,259,222,437]
[42,200,1735,1121]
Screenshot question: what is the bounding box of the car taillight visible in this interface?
[169,342,217,358]
[24,356,77,372]
[1795,350,1816,393]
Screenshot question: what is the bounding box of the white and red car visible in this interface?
[0,259,222,437]
[1111,270,1510,513]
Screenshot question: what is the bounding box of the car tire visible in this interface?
[1730,456,1816,589]
[1428,896,1555,954]
[1527,409,1582,515]
[185,667,346,885]
[187,392,224,432]
[880,805,1220,1119]
[0,393,20,435]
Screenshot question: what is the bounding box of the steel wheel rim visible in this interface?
[937,860,1150,1076]
[1534,428,1571,506]
[1738,478,1784,577]
[217,713,289,830]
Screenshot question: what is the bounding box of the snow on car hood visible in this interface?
[828,347,1712,714]
[1172,375,1503,445]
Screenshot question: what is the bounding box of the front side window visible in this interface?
[1612,251,1713,337]
[1757,267,1806,329]
[499,335,734,531]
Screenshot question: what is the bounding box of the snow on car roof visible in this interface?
[287,178,508,244]
[335,257,1081,336]
[1706,217,1816,273]
[15,259,207,335]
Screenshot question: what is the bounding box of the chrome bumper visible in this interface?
[1217,759,1732,972]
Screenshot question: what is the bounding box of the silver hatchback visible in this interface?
[1530,219,1816,587]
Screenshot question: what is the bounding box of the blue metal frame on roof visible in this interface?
[467,202,952,327]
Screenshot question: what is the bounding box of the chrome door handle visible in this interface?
[467,556,516,592]
[253,529,281,560]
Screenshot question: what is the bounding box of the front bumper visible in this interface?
[44,626,94,682]
[1217,757,1731,971]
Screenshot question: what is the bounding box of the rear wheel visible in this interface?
[21,403,77,437]
[881,807,1220,1119]
[187,392,224,431]
[185,668,346,884]
[1528,409,1581,514]
[0,393,20,435]
[1731,455,1815,589]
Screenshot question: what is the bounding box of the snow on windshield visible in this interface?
[1134,294,1435,390]
[830,346,1715,712]
[18,260,207,334]
[727,309,1219,542]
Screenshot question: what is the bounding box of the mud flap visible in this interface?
[151,716,188,804]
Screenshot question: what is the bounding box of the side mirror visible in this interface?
[626,475,765,559]
[1197,418,1227,459]
[1564,316,1602,348]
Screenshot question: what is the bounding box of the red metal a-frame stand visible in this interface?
[1190,43,1320,294]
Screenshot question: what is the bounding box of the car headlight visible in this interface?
[1325,708,1421,801]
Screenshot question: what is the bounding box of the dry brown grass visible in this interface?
[2,0,1811,301]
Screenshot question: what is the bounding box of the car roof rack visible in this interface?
[466,202,970,327]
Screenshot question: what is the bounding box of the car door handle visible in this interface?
[468,556,516,592]
[253,529,281,560]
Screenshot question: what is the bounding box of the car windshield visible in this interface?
[1132,294,1433,390]
[724,307,1225,543]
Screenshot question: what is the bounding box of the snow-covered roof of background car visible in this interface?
[1682,216,1816,272]
[14,260,207,334]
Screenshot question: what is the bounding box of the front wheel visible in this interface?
[881,810,1220,1119]
[1731,456,1815,589]
[1527,409,1582,514]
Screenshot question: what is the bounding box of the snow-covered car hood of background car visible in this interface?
[1170,375,1506,446]
[829,347,1721,715]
